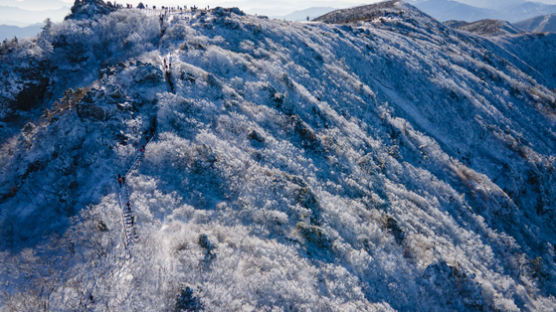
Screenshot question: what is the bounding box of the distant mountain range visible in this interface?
[515,13,556,32]
[0,2,68,40]
[278,7,335,22]
[427,0,524,9]
[444,14,556,36]
[409,0,556,22]
[410,0,494,21]
[0,0,68,11]
[0,5,69,26]
[281,1,556,24]
[0,23,43,41]
[497,1,556,22]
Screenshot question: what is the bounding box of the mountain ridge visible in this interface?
[444,19,524,36]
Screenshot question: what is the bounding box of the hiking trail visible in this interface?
[116,130,155,255]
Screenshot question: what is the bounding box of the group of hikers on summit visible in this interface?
[117,2,207,12]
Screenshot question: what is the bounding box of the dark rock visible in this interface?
[297,222,333,256]
[69,181,79,189]
[12,78,49,111]
[26,160,46,175]
[295,186,321,225]
[97,220,108,232]
[76,102,107,121]
[198,234,216,263]
[385,216,405,244]
[292,116,323,152]
[198,234,214,252]
[248,130,265,143]
[133,64,163,84]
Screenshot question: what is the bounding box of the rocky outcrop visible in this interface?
[66,0,117,21]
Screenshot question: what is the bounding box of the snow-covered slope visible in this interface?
[516,13,556,33]
[1,0,555,311]
[491,32,556,90]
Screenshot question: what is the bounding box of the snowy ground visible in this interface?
[0,1,555,311]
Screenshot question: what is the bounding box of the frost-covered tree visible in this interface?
[174,287,203,312]
[43,18,52,32]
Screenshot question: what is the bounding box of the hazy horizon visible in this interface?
[1,0,556,28]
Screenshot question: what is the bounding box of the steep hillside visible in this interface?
[442,17,556,90]
[492,32,556,89]
[1,1,555,311]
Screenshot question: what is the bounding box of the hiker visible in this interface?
[131,216,134,226]
[122,176,126,184]
[118,174,122,187]
[163,58,167,69]
[140,146,145,153]
[126,201,131,211]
